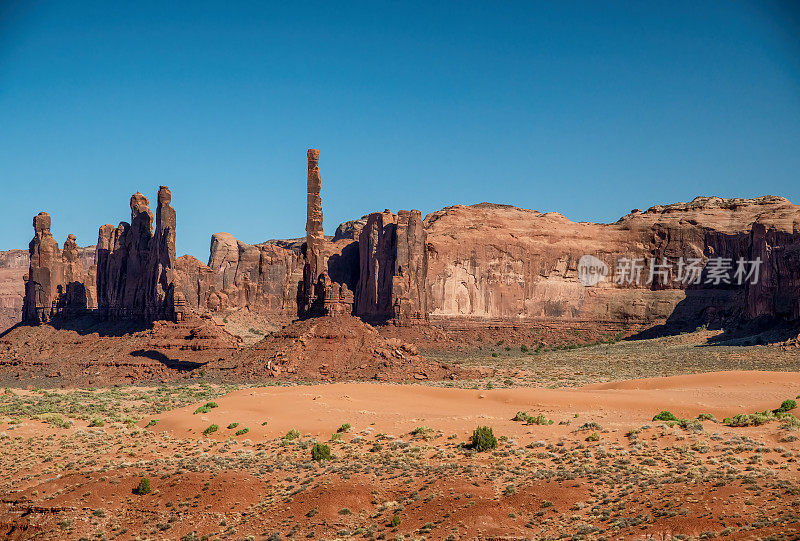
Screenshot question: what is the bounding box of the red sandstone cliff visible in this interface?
[424,196,799,329]
[94,187,179,321]
[356,209,428,324]
[10,149,799,336]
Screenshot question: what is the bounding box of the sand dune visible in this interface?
[151,371,800,442]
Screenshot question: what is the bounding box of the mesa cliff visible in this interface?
[6,151,800,341]
[423,197,800,331]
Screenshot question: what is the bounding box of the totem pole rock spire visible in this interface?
[306,149,324,285]
[299,149,355,317]
[300,149,324,316]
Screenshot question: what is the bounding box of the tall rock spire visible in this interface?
[22,212,63,323]
[300,149,325,316]
[299,149,356,317]
[305,149,324,285]
[147,185,177,320]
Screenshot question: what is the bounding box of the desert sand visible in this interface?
[2,370,800,540]
[155,371,800,442]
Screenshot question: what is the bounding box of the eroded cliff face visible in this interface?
[20,213,98,324]
[356,209,428,324]
[202,234,304,322]
[193,231,360,324]
[12,164,799,335]
[1,245,95,332]
[95,187,179,321]
[0,250,29,331]
[424,196,800,329]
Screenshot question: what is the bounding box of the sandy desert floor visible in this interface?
[1,365,800,540]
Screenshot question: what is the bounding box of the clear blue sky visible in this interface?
[2,1,799,260]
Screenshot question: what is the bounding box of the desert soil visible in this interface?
[1,364,800,540]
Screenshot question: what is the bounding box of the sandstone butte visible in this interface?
[0,149,798,383]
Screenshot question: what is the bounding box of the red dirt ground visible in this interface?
[1,371,799,539]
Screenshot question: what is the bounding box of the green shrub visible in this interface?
[529,413,553,425]
[227,422,239,429]
[202,424,219,435]
[145,419,159,428]
[586,432,600,442]
[133,477,151,495]
[337,423,351,433]
[724,413,772,426]
[513,411,529,422]
[520,344,529,353]
[390,515,401,527]
[39,413,70,429]
[780,413,800,429]
[235,427,249,436]
[411,426,434,439]
[578,421,603,431]
[653,411,680,422]
[311,442,331,461]
[696,413,716,421]
[194,401,220,413]
[89,417,104,427]
[776,399,797,413]
[679,419,704,432]
[470,426,498,452]
[513,411,553,425]
[722,401,800,427]
[284,428,300,441]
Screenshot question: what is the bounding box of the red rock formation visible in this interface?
[356,211,395,321]
[0,316,240,386]
[334,215,369,241]
[146,186,177,321]
[203,234,304,321]
[304,149,325,293]
[355,209,428,324]
[174,254,215,314]
[423,196,800,331]
[12,153,800,338]
[0,250,29,331]
[22,213,62,323]
[61,234,92,313]
[216,315,468,381]
[95,222,127,317]
[298,149,355,318]
[2,245,94,332]
[733,224,799,321]
[94,187,180,321]
[392,210,428,325]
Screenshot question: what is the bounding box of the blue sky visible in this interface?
[2,1,799,259]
